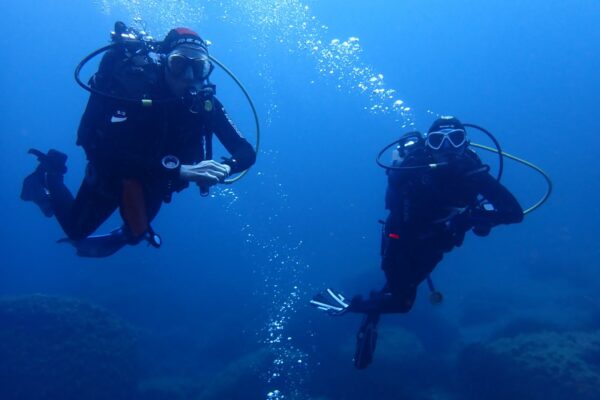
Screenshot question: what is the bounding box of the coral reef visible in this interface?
[339,325,425,365]
[136,347,272,400]
[490,317,564,340]
[306,325,454,400]
[199,347,271,399]
[457,330,600,400]
[0,294,138,400]
[137,377,204,400]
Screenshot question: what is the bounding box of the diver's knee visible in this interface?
[396,297,416,313]
[388,288,417,313]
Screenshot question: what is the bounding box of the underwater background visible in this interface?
[0,0,599,399]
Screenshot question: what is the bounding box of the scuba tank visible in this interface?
[391,131,425,164]
[96,22,161,101]
[76,21,216,108]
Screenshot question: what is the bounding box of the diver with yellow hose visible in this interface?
[311,116,551,369]
[20,22,258,257]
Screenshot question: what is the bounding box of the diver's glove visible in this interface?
[180,160,231,186]
[310,289,351,316]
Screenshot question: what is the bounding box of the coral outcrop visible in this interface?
[458,330,600,400]
[0,294,138,400]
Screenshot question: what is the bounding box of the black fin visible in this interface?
[21,148,68,217]
[21,166,53,217]
[353,313,380,369]
[58,228,130,258]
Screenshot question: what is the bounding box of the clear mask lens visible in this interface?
[426,129,466,150]
[167,54,211,79]
[426,132,445,149]
[448,129,466,147]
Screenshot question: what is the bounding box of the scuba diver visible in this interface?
[21,24,256,257]
[311,116,524,369]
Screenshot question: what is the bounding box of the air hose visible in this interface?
[209,56,260,184]
[469,142,552,215]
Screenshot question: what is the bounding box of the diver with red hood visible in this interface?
[21,24,256,257]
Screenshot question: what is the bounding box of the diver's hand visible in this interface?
[180,160,231,186]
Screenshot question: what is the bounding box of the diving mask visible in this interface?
[166,49,213,80]
[426,129,467,150]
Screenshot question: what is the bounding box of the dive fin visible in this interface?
[21,148,68,217]
[21,166,53,217]
[354,313,380,369]
[58,227,130,258]
[310,288,350,316]
[58,225,162,258]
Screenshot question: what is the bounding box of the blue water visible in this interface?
[1,1,599,399]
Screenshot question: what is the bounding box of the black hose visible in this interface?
[463,123,503,181]
[74,44,114,92]
[74,43,170,106]
[210,56,260,184]
[469,143,553,215]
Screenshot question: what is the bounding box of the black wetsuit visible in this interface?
[355,148,523,314]
[46,56,255,241]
